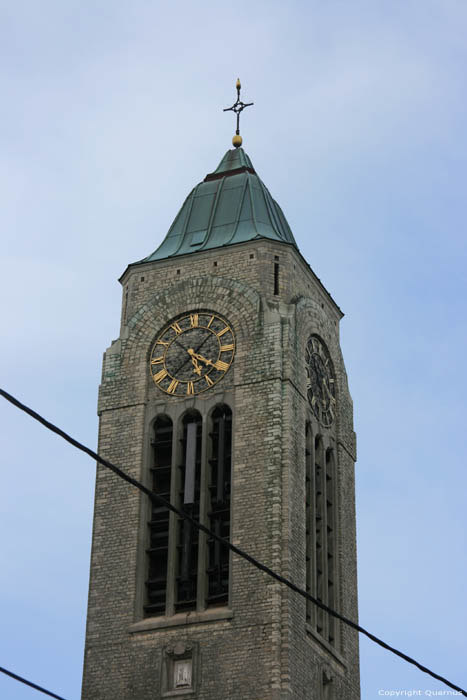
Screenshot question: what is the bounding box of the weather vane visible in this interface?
[223,78,254,148]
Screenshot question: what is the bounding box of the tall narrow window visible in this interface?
[123,287,129,323]
[145,416,172,617]
[175,412,202,613]
[207,405,232,606]
[314,436,325,637]
[274,262,280,295]
[305,423,313,625]
[306,432,337,645]
[144,406,233,619]
[325,448,336,645]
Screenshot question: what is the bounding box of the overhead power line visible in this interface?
[0,665,66,700]
[1,387,466,697]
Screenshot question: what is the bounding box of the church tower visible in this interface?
[82,88,360,699]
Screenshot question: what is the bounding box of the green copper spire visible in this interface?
[139,148,298,263]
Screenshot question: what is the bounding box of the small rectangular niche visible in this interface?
[162,641,198,697]
[274,262,280,295]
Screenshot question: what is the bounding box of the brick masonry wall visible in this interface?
[81,238,360,699]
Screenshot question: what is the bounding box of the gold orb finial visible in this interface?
[236,78,241,90]
[232,133,243,148]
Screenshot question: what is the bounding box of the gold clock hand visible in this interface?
[321,378,336,404]
[192,352,215,367]
[190,355,202,376]
[186,348,204,375]
[187,348,215,368]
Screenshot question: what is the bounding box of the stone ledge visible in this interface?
[162,689,194,698]
[129,608,234,634]
[305,624,348,669]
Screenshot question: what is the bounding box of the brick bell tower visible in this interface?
[82,85,360,699]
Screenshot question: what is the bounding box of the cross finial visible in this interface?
[223,78,254,148]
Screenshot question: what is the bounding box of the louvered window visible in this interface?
[305,429,337,645]
[175,412,202,613]
[144,407,232,618]
[207,405,232,606]
[145,416,172,617]
[305,423,313,624]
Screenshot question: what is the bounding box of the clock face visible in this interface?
[149,311,235,397]
[305,335,336,427]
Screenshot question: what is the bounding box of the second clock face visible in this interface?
[305,335,336,427]
[149,311,235,397]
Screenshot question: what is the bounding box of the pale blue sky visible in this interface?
[1,1,466,698]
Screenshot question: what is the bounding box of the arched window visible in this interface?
[145,416,173,617]
[305,430,337,645]
[144,406,233,618]
[207,405,232,606]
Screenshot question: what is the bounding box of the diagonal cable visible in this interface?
[0,387,465,697]
[0,665,66,700]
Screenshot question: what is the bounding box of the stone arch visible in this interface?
[208,401,233,422]
[122,275,262,371]
[295,297,338,358]
[295,297,354,450]
[295,297,344,401]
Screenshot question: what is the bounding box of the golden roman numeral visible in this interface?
[217,326,229,338]
[187,381,195,395]
[171,322,183,335]
[220,343,234,352]
[205,375,214,387]
[156,339,169,348]
[153,368,168,383]
[151,357,164,365]
[207,315,214,328]
[214,360,229,371]
[190,314,199,327]
[167,378,179,394]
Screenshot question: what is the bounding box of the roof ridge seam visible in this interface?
[200,177,225,250]
[247,172,260,238]
[259,178,285,240]
[225,172,250,246]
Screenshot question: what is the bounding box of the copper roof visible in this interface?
[140,148,298,263]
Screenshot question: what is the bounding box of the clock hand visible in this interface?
[189,352,202,376]
[187,348,215,368]
[321,377,336,403]
[170,333,215,378]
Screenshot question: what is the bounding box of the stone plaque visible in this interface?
[173,659,192,689]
